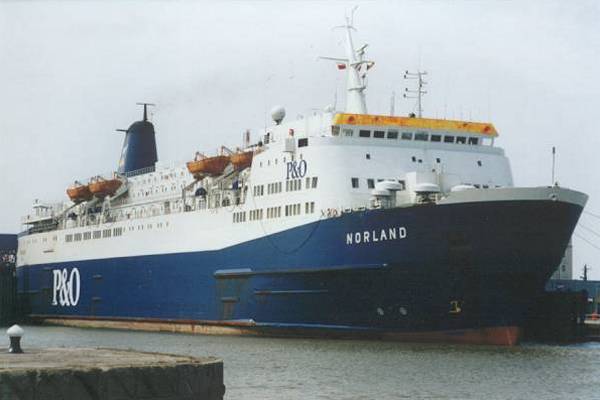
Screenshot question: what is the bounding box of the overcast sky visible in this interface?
[1,0,599,278]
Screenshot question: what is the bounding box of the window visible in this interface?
[436,158,441,163]
[411,156,416,162]
[367,179,375,189]
[398,180,406,190]
[359,130,371,138]
[373,130,385,139]
[113,227,123,236]
[74,233,82,242]
[351,177,359,188]
[343,128,353,137]
[401,132,413,140]
[366,153,371,160]
[431,134,441,142]
[65,234,73,243]
[415,132,428,141]
[456,136,466,144]
[477,160,482,167]
[468,137,479,145]
[103,229,112,238]
[387,130,398,139]
[312,177,318,188]
[331,126,340,136]
[93,230,101,239]
[298,138,308,147]
[83,232,91,240]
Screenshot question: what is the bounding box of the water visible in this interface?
[9,325,600,399]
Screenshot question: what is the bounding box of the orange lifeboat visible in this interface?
[187,155,230,178]
[89,177,122,198]
[230,151,254,171]
[66,182,93,203]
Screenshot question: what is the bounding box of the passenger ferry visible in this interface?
[16,17,587,345]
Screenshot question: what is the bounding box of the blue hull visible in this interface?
[18,200,582,344]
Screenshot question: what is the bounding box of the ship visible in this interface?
[16,16,587,346]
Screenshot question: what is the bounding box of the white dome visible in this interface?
[414,183,440,193]
[271,105,286,124]
[375,180,403,191]
[371,188,392,197]
[451,184,476,192]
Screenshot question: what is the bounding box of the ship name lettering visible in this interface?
[52,267,81,307]
[346,227,407,245]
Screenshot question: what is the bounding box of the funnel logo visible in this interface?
[52,268,81,307]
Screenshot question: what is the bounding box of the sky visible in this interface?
[1,0,599,278]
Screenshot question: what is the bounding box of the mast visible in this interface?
[320,8,373,115]
[404,70,428,118]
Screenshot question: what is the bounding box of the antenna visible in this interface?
[403,70,427,118]
[551,146,556,185]
[319,7,373,114]
[390,91,396,116]
[136,102,156,121]
[581,264,590,281]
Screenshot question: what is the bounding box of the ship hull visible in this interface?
[17,198,583,346]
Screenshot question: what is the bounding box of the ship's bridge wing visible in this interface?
[332,113,498,138]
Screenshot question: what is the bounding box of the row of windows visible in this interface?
[249,209,264,221]
[267,206,282,219]
[286,179,302,192]
[253,185,265,197]
[233,212,247,223]
[233,201,316,223]
[333,126,482,146]
[267,182,282,194]
[65,227,124,243]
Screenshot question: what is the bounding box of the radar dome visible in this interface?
[271,106,286,125]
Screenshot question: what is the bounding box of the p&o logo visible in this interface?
[52,268,81,307]
[286,159,307,180]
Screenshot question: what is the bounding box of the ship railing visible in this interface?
[122,165,156,178]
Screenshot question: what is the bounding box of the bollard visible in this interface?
[7,324,24,353]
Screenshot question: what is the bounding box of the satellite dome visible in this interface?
[271,106,286,125]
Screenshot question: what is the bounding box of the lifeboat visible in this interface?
[187,155,230,178]
[89,177,122,198]
[230,151,253,171]
[66,183,93,203]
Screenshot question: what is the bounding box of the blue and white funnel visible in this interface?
[118,103,158,175]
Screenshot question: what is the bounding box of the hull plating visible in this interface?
[18,200,582,345]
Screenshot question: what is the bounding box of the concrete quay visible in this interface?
[0,347,225,400]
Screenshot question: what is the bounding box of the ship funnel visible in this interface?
[117,103,158,175]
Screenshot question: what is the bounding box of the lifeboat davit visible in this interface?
[230,151,253,171]
[66,183,93,203]
[89,178,122,198]
[187,155,230,178]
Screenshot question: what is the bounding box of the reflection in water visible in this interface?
[13,326,600,400]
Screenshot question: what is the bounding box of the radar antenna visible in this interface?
[136,102,156,121]
[319,7,374,114]
[403,70,427,117]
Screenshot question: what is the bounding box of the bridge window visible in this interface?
[359,130,371,138]
[444,135,454,143]
[468,137,479,145]
[351,177,359,188]
[343,128,353,137]
[387,130,398,139]
[431,134,441,142]
[298,138,308,147]
[373,130,385,139]
[456,136,466,144]
[415,132,428,141]
[331,126,340,136]
[401,132,413,140]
